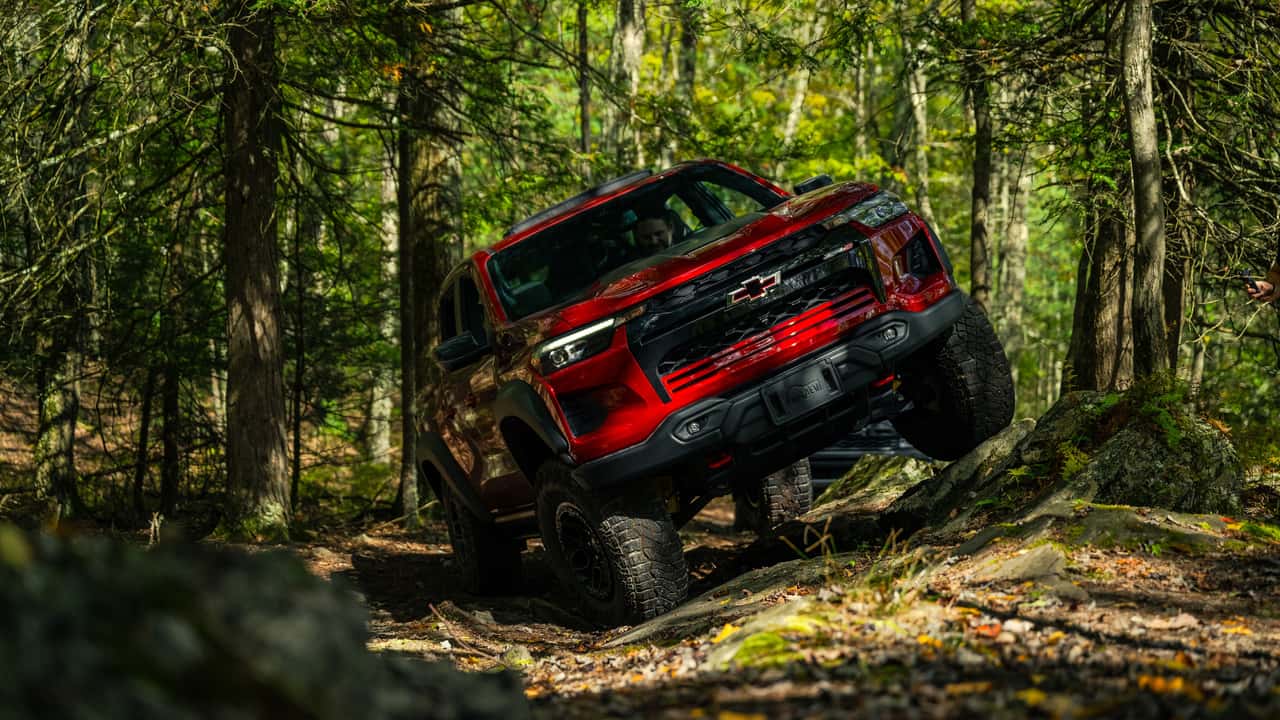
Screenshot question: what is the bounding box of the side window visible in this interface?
[437,281,458,341]
[700,180,767,219]
[665,195,704,235]
[457,274,488,343]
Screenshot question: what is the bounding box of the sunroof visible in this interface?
[503,169,653,238]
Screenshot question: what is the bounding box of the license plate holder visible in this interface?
[761,361,842,425]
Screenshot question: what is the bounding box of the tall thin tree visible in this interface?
[1122,0,1168,377]
[223,0,291,538]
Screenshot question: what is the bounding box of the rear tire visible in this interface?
[891,298,1015,461]
[535,461,688,626]
[733,458,814,535]
[441,484,524,595]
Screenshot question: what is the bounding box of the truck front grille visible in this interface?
[659,282,877,393]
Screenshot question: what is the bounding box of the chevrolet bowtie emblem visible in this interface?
[727,271,781,306]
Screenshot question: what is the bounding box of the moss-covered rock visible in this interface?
[704,599,828,669]
[813,455,943,512]
[886,385,1243,535]
[0,527,527,720]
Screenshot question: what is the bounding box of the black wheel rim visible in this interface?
[556,505,614,602]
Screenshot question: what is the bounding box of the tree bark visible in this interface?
[223,0,290,539]
[1066,203,1136,392]
[1122,0,1168,378]
[607,0,645,167]
[995,149,1030,373]
[1154,5,1197,373]
[578,0,591,165]
[132,364,157,520]
[962,0,993,311]
[368,143,397,464]
[34,336,82,520]
[396,86,420,527]
[161,358,179,517]
[904,36,936,228]
[777,15,824,179]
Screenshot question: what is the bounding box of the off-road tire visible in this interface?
[891,298,1015,461]
[535,461,689,626]
[733,458,814,535]
[441,484,524,595]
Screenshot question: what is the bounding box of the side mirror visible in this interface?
[795,174,834,195]
[434,333,490,371]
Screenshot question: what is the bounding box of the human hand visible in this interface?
[1248,279,1280,302]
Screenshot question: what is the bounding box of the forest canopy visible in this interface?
[0,0,1278,536]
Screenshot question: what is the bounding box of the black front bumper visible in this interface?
[572,290,967,490]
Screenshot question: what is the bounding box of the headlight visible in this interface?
[821,191,909,230]
[535,318,618,374]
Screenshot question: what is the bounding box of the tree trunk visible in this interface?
[962,0,993,311]
[577,0,591,166]
[904,36,936,228]
[396,86,420,527]
[607,0,645,167]
[34,337,81,520]
[853,41,871,159]
[660,1,697,167]
[994,149,1030,367]
[133,364,157,520]
[1065,197,1136,393]
[222,0,290,539]
[1155,5,1197,373]
[161,359,179,517]
[777,16,824,180]
[677,5,696,103]
[1122,0,1168,378]
[368,145,397,464]
[290,200,311,514]
[198,231,226,431]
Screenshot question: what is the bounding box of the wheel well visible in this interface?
[500,417,554,483]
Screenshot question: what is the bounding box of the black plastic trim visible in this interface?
[572,290,967,489]
[416,431,490,520]
[493,380,571,456]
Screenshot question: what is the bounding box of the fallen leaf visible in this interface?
[1016,688,1047,706]
[1046,631,1066,645]
[711,623,742,644]
[917,634,944,649]
[946,681,992,695]
[973,623,1002,638]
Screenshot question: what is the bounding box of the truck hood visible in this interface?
[529,181,880,336]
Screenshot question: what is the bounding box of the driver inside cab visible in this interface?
[631,208,678,256]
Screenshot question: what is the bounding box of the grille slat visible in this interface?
[625,224,882,401]
[660,282,877,393]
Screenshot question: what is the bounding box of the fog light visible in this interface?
[685,420,703,436]
[882,326,899,341]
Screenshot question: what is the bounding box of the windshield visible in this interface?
[489,165,785,320]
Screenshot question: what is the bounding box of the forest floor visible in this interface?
[298,490,1280,719]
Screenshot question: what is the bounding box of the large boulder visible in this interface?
[0,527,527,720]
[885,384,1243,535]
[812,455,943,514]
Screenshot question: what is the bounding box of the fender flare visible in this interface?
[493,380,571,479]
[415,431,490,521]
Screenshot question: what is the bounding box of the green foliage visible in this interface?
[2,0,1279,531]
[732,632,804,668]
[1057,442,1089,482]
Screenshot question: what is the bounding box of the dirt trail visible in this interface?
[298,494,1280,719]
